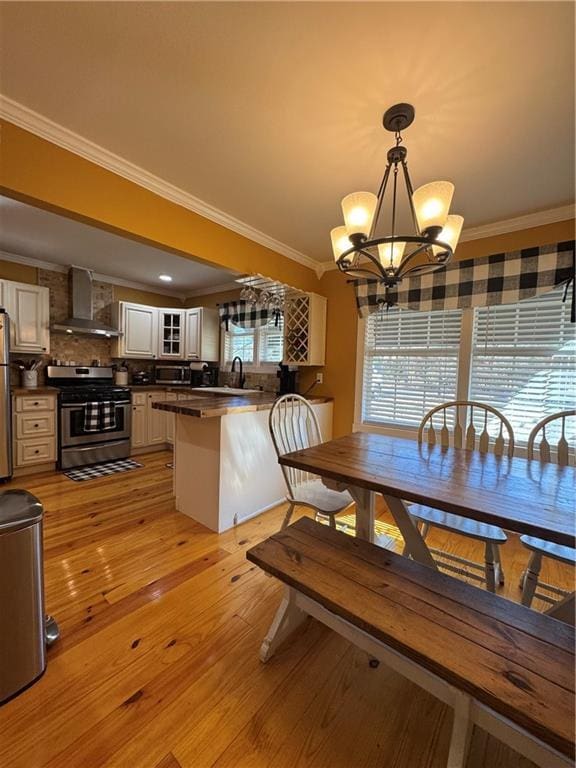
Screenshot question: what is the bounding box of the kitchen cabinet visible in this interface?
[185,307,219,362]
[131,395,148,449]
[13,393,57,473]
[165,392,178,444]
[283,292,326,366]
[113,303,219,362]
[1,281,50,354]
[112,303,158,359]
[158,310,185,360]
[147,392,167,444]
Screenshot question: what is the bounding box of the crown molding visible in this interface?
[0,249,188,300]
[317,204,576,277]
[0,96,322,278]
[185,280,240,298]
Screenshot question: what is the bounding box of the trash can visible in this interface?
[0,490,51,703]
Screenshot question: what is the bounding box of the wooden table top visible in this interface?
[279,432,575,548]
[154,393,331,419]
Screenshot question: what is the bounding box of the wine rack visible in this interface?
[283,292,326,366]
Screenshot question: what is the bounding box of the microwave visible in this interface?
[154,366,191,385]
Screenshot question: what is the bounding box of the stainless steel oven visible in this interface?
[46,366,132,470]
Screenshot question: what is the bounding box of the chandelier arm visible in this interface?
[401,160,420,233]
[391,165,399,246]
[369,162,392,240]
[399,261,453,279]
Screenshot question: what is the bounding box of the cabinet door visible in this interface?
[158,310,185,360]
[7,282,50,354]
[165,392,178,444]
[123,304,158,358]
[185,309,201,360]
[147,392,167,444]
[131,405,148,448]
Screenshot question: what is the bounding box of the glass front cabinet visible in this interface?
[158,310,185,359]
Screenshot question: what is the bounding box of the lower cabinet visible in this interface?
[130,390,171,451]
[13,393,57,472]
[165,393,178,445]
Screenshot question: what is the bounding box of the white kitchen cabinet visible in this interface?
[3,281,50,354]
[147,391,167,445]
[112,302,158,359]
[283,292,326,366]
[165,392,178,444]
[131,402,148,448]
[12,392,57,473]
[158,310,185,360]
[185,307,219,362]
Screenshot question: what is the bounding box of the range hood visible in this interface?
[51,267,121,337]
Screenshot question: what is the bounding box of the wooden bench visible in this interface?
[246,518,575,768]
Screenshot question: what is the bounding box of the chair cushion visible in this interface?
[291,480,353,514]
[409,504,507,543]
[520,536,576,565]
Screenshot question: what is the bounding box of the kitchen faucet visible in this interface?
[230,356,245,389]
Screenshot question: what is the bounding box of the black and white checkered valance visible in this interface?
[219,301,271,331]
[355,240,575,319]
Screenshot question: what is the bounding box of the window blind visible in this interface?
[224,325,255,363]
[470,286,575,443]
[258,315,284,364]
[363,307,462,428]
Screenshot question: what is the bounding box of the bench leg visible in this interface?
[260,586,308,663]
[447,691,473,768]
[521,551,542,607]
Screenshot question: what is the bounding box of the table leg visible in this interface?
[347,485,375,543]
[383,493,437,569]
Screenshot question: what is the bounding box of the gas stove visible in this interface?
[45,367,132,470]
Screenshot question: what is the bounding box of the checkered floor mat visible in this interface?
[63,459,143,482]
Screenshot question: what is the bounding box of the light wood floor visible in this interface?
[0,451,572,768]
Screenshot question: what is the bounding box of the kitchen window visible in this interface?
[356,285,575,442]
[222,314,284,370]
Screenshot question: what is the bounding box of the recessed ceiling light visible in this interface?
[159,274,173,282]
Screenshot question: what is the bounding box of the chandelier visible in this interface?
[330,103,464,287]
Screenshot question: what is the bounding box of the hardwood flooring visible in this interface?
[0,451,572,768]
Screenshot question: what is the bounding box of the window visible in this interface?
[470,286,575,443]
[362,307,462,428]
[358,285,575,442]
[222,314,284,369]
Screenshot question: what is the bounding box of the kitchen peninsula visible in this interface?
[154,392,333,532]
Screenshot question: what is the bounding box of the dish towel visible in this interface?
[84,402,101,432]
[100,401,117,431]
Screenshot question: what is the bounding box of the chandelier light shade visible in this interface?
[432,215,465,257]
[412,181,455,233]
[330,103,464,286]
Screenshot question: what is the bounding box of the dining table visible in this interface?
[279,431,575,623]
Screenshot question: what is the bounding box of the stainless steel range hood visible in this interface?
[51,267,121,337]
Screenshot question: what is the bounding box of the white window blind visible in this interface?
[258,315,284,364]
[362,307,462,428]
[470,286,575,443]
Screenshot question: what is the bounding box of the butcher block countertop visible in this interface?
[153,392,332,418]
[11,386,59,396]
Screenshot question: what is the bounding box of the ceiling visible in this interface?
[0,2,574,264]
[0,196,237,295]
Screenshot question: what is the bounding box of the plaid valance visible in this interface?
[219,300,282,331]
[355,240,575,319]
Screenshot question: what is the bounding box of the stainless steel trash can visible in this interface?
[0,490,47,703]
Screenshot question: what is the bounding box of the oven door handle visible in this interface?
[60,401,130,408]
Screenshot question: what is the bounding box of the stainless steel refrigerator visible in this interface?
[0,310,13,481]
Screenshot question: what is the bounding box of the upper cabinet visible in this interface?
[112,302,219,361]
[185,307,219,362]
[0,281,50,354]
[283,292,326,366]
[158,309,185,360]
[112,302,158,359]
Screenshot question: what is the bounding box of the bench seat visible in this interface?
[247,517,575,765]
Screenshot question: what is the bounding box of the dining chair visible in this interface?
[269,394,354,530]
[407,401,515,592]
[519,410,576,608]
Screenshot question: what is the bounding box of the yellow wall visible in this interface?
[113,285,182,307]
[185,288,241,309]
[0,259,38,284]
[318,218,576,436]
[0,121,320,294]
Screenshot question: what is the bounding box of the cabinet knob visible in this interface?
[34,423,39,428]
[34,402,39,406]
[34,449,40,454]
